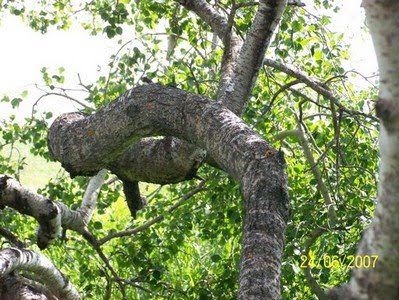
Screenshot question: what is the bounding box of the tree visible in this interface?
[0,0,395,299]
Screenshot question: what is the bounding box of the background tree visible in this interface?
[0,0,393,299]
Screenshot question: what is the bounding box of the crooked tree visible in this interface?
[0,0,398,299]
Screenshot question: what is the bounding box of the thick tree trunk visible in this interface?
[329,1,399,299]
[48,83,290,298]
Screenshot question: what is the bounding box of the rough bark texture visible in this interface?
[220,0,288,115]
[92,0,287,189]
[331,1,399,299]
[0,171,105,248]
[0,273,58,300]
[0,248,80,300]
[109,137,205,184]
[0,175,61,249]
[0,273,51,300]
[178,0,227,38]
[121,180,146,218]
[48,83,290,298]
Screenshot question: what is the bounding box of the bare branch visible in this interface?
[61,169,107,230]
[48,83,289,298]
[0,273,57,299]
[177,0,228,39]
[216,4,243,100]
[176,0,243,102]
[264,59,378,121]
[0,175,61,249]
[287,0,305,7]
[302,228,328,300]
[31,90,93,118]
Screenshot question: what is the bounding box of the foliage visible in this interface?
[0,0,378,299]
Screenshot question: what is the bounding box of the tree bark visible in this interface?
[0,273,54,300]
[48,83,290,298]
[330,1,399,299]
[0,248,80,300]
[219,0,288,115]
[0,171,105,248]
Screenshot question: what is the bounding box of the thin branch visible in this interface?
[302,227,328,300]
[81,230,127,300]
[256,79,301,123]
[98,181,206,245]
[263,59,378,121]
[103,40,133,102]
[0,227,25,248]
[272,128,338,226]
[31,91,93,118]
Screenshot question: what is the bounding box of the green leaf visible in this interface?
[314,49,323,60]
[211,254,221,262]
[11,98,23,108]
[21,90,28,98]
[292,20,303,32]
[1,95,10,102]
[93,221,103,229]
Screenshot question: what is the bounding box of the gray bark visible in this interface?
[73,0,287,188]
[0,175,61,250]
[108,137,205,184]
[329,1,399,299]
[0,171,105,247]
[219,0,288,115]
[0,248,80,300]
[0,273,53,300]
[48,83,290,299]
[121,179,146,218]
[274,128,338,225]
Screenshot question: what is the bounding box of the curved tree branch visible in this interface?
[0,248,81,300]
[48,83,290,298]
[0,272,57,299]
[176,0,243,103]
[60,169,107,230]
[177,0,228,39]
[108,137,206,184]
[0,175,61,249]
